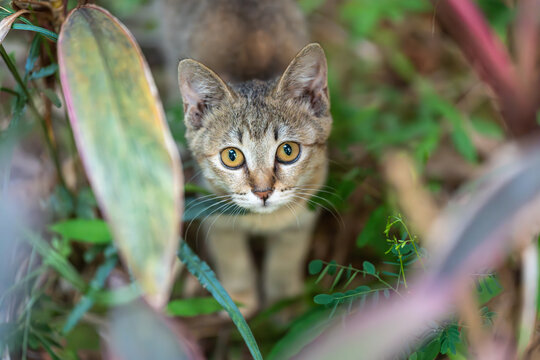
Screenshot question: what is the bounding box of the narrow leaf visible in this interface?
[178,241,262,360]
[30,63,58,80]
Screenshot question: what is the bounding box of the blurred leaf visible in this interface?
[12,24,58,41]
[298,0,325,14]
[267,308,331,360]
[58,5,183,308]
[476,0,515,39]
[363,261,376,275]
[24,35,41,78]
[308,259,323,275]
[30,64,58,80]
[451,126,477,163]
[63,254,117,333]
[166,297,223,317]
[314,294,333,305]
[178,241,262,360]
[50,219,112,244]
[357,205,389,251]
[41,88,61,108]
[25,233,86,292]
[109,302,199,360]
[341,0,428,38]
[471,117,504,140]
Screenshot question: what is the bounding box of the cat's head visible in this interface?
[178,43,331,214]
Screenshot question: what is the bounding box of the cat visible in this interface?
[166,0,333,316]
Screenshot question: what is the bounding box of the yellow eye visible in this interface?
[220,147,245,169]
[276,142,300,164]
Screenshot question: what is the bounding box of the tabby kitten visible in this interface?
[178,44,332,315]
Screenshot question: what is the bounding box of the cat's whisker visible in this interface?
[290,193,344,229]
[232,206,248,229]
[183,194,232,215]
[195,199,235,243]
[284,202,300,228]
[294,186,341,199]
[293,191,341,214]
[186,168,204,184]
[184,196,232,241]
[301,183,338,192]
[202,202,238,246]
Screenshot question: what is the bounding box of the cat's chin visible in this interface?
[235,201,286,215]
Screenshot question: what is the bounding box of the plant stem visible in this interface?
[0,44,67,188]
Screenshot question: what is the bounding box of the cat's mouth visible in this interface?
[232,191,292,214]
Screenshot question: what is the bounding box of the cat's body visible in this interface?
[166,0,332,315]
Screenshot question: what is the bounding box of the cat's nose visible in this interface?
[252,188,273,201]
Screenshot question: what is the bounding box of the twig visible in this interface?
[0,44,66,188]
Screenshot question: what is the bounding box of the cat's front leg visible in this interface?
[206,226,258,317]
[263,217,315,305]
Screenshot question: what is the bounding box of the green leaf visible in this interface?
[41,88,61,108]
[356,205,389,251]
[58,5,183,308]
[63,255,117,333]
[267,308,331,360]
[30,63,58,80]
[327,260,337,276]
[451,126,477,163]
[309,259,323,275]
[330,268,344,291]
[12,23,58,41]
[166,297,223,317]
[49,219,112,244]
[363,261,376,275]
[25,233,86,292]
[178,241,262,360]
[24,35,41,78]
[471,117,504,140]
[313,294,334,305]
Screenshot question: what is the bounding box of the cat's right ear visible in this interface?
[178,60,235,130]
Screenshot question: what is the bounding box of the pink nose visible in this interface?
[252,188,273,201]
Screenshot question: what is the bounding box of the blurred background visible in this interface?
[0,0,526,359]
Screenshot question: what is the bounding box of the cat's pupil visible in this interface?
[228,149,237,161]
[283,144,292,156]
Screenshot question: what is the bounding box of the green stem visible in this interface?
[320,261,402,297]
[0,44,67,188]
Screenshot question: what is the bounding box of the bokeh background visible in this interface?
[0,0,523,359]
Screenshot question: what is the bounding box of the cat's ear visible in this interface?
[178,59,235,129]
[275,43,329,116]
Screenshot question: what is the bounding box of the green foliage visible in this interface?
[166,297,223,317]
[341,0,428,38]
[49,219,112,244]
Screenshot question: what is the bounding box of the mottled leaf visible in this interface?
[58,5,183,308]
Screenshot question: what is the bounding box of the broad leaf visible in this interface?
[58,5,183,308]
[49,219,111,244]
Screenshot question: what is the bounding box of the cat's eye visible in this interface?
[276,142,301,164]
[220,147,245,169]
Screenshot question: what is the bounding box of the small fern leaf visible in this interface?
[178,242,263,360]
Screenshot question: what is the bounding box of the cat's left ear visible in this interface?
[275,43,329,117]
